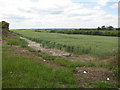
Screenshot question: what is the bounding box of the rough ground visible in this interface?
[20,36,116,63]
[20,37,70,57]
[75,67,117,88]
[19,36,118,88]
[8,45,68,70]
[20,36,98,62]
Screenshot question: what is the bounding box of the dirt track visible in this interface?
[19,36,118,87]
[20,36,99,62]
[20,36,70,57]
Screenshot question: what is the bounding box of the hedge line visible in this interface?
[49,30,120,37]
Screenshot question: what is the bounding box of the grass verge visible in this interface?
[3,37,28,48]
[2,36,79,88]
[3,34,119,88]
[3,46,78,88]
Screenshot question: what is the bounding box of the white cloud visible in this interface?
[0,0,118,28]
[110,3,118,9]
[98,0,118,6]
[98,0,109,6]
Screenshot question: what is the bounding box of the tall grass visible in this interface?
[93,81,118,88]
[2,46,77,88]
[3,37,28,48]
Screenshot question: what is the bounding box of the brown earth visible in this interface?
[11,45,118,88]
[75,67,118,88]
[19,36,117,63]
[19,36,98,62]
[20,36,70,57]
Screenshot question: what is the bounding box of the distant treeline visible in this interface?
[34,25,120,37]
[49,30,119,37]
[49,25,120,37]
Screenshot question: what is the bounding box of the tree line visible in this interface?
[97,25,118,30]
[49,26,120,37]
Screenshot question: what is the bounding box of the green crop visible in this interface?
[12,30,118,58]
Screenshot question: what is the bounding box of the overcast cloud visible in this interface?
[0,0,118,29]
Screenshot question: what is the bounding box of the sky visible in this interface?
[0,0,119,29]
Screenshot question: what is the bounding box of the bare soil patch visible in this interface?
[20,37,70,57]
[66,55,97,62]
[20,36,117,63]
[20,36,100,63]
[11,36,118,88]
[75,67,118,88]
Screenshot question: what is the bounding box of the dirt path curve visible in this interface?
[20,36,98,62]
[20,37,70,57]
[19,36,115,63]
[19,36,118,87]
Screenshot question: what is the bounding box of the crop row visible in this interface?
[13,31,93,55]
[27,36,92,55]
[12,30,118,58]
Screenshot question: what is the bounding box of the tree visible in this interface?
[101,25,106,30]
[97,27,101,30]
[107,26,114,30]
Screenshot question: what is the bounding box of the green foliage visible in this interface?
[3,46,77,88]
[29,49,112,69]
[101,25,106,30]
[29,50,73,67]
[94,81,117,88]
[12,30,118,58]
[107,26,114,30]
[97,27,101,30]
[4,37,28,48]
[3,33,118,88]
[65,85,81,88]
[50,29,119,37]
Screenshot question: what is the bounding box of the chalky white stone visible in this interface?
[83,71,87,74]
[107,78,110,81]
